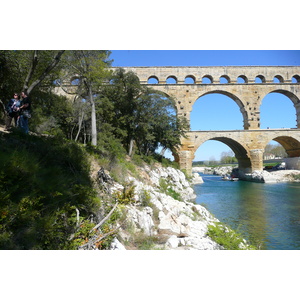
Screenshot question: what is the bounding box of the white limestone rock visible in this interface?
[110,237,126,250]
[110,165,225,250]
[192,172,204,184]
[127,206,155,236]
[166,235,179,248]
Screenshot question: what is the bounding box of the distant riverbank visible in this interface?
[192,166,300,183]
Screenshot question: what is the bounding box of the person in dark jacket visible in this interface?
[5,93,21,131]
[18,91,31,134]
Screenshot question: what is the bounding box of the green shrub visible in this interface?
[0,132,98,249]
[114,182,136,205]
[159,178,183,201]
[207,222,257,250]
[140,189,152,207]
[291,173,300,180]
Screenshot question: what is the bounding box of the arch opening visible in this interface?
[260,91,299,129]
[71,77,81,85]
[263,136,300,170]
[202,75,213,84]
[185,75,196,84]
[237,75,248,84]
[292,75,300,83]
[255,75,266,83]
[190,91,246,131]
[193,138,251,172]
[166,76,177,84]
[148,76,159,84]
[220,75,230,84]
[273,75,284,83]
[273,136,300,158]
[263,140,287,161]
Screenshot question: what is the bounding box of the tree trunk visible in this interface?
[75,109,84,142]
[89,86,97,146]
[128,138,134,157]
[0,99,6,115]
[26,50,65,95]
[23,50,38,92]
[160,147,167,156]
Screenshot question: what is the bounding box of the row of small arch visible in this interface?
[147,74,300,84]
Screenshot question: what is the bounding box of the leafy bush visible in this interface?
[159,178,183,201]
[114,182,136,205]
[0,132,98,249]
[291,173,300,180]
[207,222,257,250]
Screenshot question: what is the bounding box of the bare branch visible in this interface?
[94,223,122,243]
[75,207,80,228]
[56,81,79,95]
[27,50,65,95]
[0,99,6,114]
[75,109,85,142]
[23,50,38,92]
[90,201,118,232]
[78,221,125,250]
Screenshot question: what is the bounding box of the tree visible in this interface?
[220,150,237,164]
[22,50,65,94]
[60,51,112,146]
[264,143,287,158]
[99,68,189,157]
[0,50,65,95]
[0,50,66,121]
[208,156,218,165]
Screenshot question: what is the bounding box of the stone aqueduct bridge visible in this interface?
[116,66,300,174]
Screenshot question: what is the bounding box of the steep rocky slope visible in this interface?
[108,165,221,250]
[99,164,253,250]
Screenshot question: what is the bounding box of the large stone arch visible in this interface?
[262,135,300,158]
[210,137,251,172]
[192,90,249,129]
[107,66,300,175]
[192,134,252,173]
[267,89,300,105]
[258,89,300,128]
[260,134,300,170]
[149,89,178,111]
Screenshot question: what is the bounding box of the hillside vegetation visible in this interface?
[0,51,188,249]
[0,131,99,249]
[0,129,180,249]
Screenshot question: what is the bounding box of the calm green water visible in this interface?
[194,174,300,250]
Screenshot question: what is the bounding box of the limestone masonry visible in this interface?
[55,66,300,175]
[117,66,300,174]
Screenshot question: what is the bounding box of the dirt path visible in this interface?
[0,124,8,133]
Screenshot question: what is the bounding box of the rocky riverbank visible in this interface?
[106,165,252,250]
[192,166,300,183]
[240,169,300,183]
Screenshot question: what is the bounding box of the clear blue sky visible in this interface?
[110,50,300,161]
[110,50,300,67]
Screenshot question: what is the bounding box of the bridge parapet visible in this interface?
[116,66,300,85]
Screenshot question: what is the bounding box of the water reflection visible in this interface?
[195,174,300,250]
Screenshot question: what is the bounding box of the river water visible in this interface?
[194,173,300,250]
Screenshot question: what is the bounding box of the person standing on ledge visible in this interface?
[18,91,31,134]
[5,93,21,131]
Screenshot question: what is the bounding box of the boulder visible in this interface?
[110,237,126,250]
[127,206,155,236]
[192,172,204,184]
[166,235,179,248]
